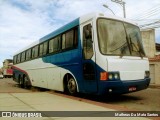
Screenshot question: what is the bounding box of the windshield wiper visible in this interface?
[129,35,143,58]
[120,36,130,58]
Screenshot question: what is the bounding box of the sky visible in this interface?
[0,0,160,67]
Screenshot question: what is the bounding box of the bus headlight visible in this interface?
[100,72,120,81]
[108,74,113,80]
[108,72,120,80]
[114,73,119,80]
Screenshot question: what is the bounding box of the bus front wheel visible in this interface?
[66,78,77,95]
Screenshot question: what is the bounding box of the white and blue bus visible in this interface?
[13,12,150,95]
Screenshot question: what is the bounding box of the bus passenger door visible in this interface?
[81,22,97,93]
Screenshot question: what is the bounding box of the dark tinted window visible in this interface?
[13,56,17,64]
[39,42,48,56]
[49,36,60,53]
[17,54,21,63]
[39,44,43,56]
[26,49,31,60]
[83,24,93,59]
[66,30,74,48]
[21,52,26,62]
[43,41,48,55]
[34,45,39,58]
[32,45,39,58]
[62,28,78,50]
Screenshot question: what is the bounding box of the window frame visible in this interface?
[21,51,26,62]
[83,23,94,59]
[39,43,43,57]
[49,35,61,54]
[62,27,78,51]
[26,49,32,60]
[43,41,48,55]
[97,18,144,57]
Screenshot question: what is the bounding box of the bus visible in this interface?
[2,59,13,78]
[3,63,13,78]
[13,12,150,95]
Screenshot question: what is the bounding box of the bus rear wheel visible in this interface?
[24,76,30,89]
[66,78,77,95]
[19,76,24,88]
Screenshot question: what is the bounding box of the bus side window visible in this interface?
[26,49,31,60]
[32,45,39,58]
[62,34,66,50]
[17,54,21,63]
[83,24,93,59]
[53,36,60,53]
[39,44,43,56]
[21,52,26,62]
[13,56,17,64]
[65,30,74,49]
[62,28,77,50]
[32,47,35,58]
[49,39,54,53]
[34,45,39,58]
[43,41,48,55]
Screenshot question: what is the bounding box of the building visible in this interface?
[149,44,160,85]
[3,59,13,69]
[0,68,2,74]
[141,29,156,58]
[141,29,160,85]
[149,55,160,84]
[2,59,13,78]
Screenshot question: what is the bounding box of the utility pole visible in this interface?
[111,0,126,18]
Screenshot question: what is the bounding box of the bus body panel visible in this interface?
[79,18,99,93]
[3,68,13,78]
[13,47,83,92]
[95,52,150,94]
[13,12,150,95]
[98,78,150,94]
[107,56,149,81]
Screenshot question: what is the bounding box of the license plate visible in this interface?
[129,87,137,92]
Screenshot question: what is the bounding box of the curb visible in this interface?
[149,84,160,89]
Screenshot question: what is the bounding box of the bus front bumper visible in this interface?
[99,78,150,95]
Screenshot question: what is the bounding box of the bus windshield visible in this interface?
[97,18,145,57]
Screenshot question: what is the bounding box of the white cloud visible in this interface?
[0,0,54,66]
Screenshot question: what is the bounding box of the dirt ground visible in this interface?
[0,78,160,111]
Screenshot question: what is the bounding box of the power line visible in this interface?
[138,11,160,20]
[130,4,160,29]
[139,20,160,29]
[133,4,160,20]
[132,19,160,21]
[141,25,160,29]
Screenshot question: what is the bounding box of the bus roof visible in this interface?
[40,12,137,43]
[13,12,137,56]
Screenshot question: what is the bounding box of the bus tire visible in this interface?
[23,75,30,89]
[19,76,24,88]
[66,77,77,95]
